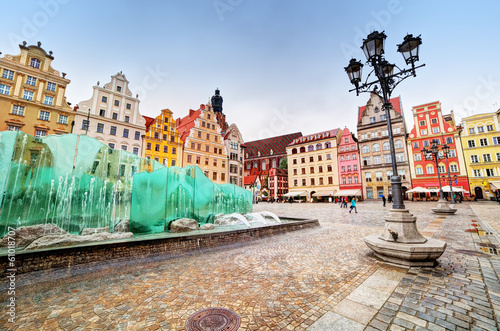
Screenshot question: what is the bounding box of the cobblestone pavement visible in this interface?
[0,201,499,330]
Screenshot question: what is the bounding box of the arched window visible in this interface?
[394,140,403,149]
[300,146,306,153]
[325,142,332,148]
[383,142,390,150]
[292,148,297,154]
[308,145,314,152]
[362,145,369,154]
[372,143,380,152]
[272,159,276,168]
[316,143,322,150]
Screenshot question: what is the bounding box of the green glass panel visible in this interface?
[193,166,214,223]
[165,165,195,225]
[0,131,18,209]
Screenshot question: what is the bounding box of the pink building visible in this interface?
[337,127,363,199]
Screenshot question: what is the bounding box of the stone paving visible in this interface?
[0,200,499,330]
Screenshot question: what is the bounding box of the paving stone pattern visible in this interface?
[0,201,499,330]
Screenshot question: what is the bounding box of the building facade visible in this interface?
[143,108,183,166]
[286,129,342,201]
[458,109,500,199]
[357,93,412,200]
[0,41,73,136]
[224,123,245,187]
[407,101,469,196]
[74,72,145,155]
[337,127,363,198]
[176,103,228,184]
[244,132,301,201]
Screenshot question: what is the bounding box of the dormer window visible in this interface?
[116,86,122,92]
[30,58,41,69]
[375,107,379,112]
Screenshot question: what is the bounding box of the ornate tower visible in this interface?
[211,88,228,133]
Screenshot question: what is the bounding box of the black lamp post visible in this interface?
[345,31,425,210]
[441,143,456,203]
[422,141,444,200]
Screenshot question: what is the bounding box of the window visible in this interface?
[414,154,421,161]
[373,155,381,164]
[26,76,37,86]
[131,131,139,141]
[362,145,369,153]
[197,144,201,151]
[469,128,475,134]
[342,177,346,184]
[318,155,322,161]
[352,154,357,160]
[171,160,176,166]
[419,120,426,126]
[445,137,453,144]
[187,154,192,163]
[328,177,333,184]
[474,169,481,177]
[7,126,20,131]
[301,168,306,175]
[381,142,389,151]
[58,115,68,125]
[124,116,130,123]
[347,165,351,171]
[398,169,406,180]
[493,137,500,145]
[423,140,429,147]
[381,130,388,137]
[420,129,427,135]
[121,145,127,151]
[2,69,14,80]
[416,167,423,175]
[39,110,50,121]
[35,130,47,137]
[318,165,323,173]
[432,127,439,134]
[483,154,492,162]
[310,156,314,162]
[468,140,476,148]
[154,144,160,152]
[487,125,494,132]
[114,100,120,106]
[438,165,445,173]
[293,169,298,175]
[81,120,89,130]
[95,123,104,133]
[375,171,383,182]
[30,58,41,69]
[341,166,345,172]
[387,170,393,181]
[43,96,54,105]
[123,129,129,138]
[396,153,405,162]
[154,132,160,140]
[363,157,371,166]
[431,118,438,124]
[102,96,108,103]
[146,143,152,150]
[110,126,117,135]
[23,90,33,100]
[310,178,315,186]
[213,159,217,166]
[346,154,350,161]
[448,150,456,157]
[394,140,403,149]
[486,169,495,176]
[470,155,479,163]
[450,164,458,173]
[326,153,331,160]
[384,154,392,163]
[413,142,419,149]
[112,113,118,120]
[212,172,217,180]
[353,165,357,171]
[477,126,484,133]
[480,138,488,146]
[340,156,344,161]
[319,177,324,185]
[316,143,323,150]
[109,143,115,149]
[327,165,333,172]
[12,105,25,116]
[369,117,376,123]
[308,145,314,152]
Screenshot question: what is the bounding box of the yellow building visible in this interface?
[459,109,500,200]
[0,41,73,136]
[143,108,183,167]
[176,103,228,184]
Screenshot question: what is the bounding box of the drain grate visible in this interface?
[186,307,240,331]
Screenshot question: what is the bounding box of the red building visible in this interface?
[407,101,469,196]
[244,132,302,201]
[337,127,363,198]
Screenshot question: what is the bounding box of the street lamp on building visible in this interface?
[345,31,446,266]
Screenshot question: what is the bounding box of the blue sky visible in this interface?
[2,1,500,142]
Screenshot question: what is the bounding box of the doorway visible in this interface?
[474,187,483,199]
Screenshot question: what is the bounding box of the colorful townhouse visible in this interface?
[143,108,183,166]
[286,129,342,201]
[459,109,500,199]
[337,127,363,198]
[357,93,412,200]
[406,101,469,195]
[0,41,74,136]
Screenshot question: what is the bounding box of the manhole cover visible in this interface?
[186,307,240,331]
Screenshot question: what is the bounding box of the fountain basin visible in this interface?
[0,217,318,276]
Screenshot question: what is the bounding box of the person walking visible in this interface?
[349,197,357,213]
[388,194,392,203]
[382,195,386,207]
[343,197,348,208]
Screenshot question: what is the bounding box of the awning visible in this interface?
[312,190,336,197]
[441,186,469,193]
[333,189,362,197]
[282,190,307,197]
[489,181,500,190]
[406,187,430,193]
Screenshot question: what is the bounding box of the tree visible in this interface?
[279,157,288,169]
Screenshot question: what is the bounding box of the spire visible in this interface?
[211,88,223,113]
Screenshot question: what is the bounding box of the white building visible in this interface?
[74,72,145,155]
[224,123,245,187]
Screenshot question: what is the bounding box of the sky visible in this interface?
[2,1,500,142]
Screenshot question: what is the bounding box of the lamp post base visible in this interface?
[431,198,457,215]
[364,208,447,266]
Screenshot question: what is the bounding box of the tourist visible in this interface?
[342,197,348,208]
[388,194,392,203]
[348,197,357,213]
[382,195,386,207]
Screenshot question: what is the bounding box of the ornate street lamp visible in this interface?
[422,141,444,201]
[441,143,456,204]
[345,31,446,266]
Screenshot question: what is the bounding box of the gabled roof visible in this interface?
[245,132,302,158]
[143,116,156,132]
[288,129,339,146]
[358,95,401,122]
[176,106,203,143]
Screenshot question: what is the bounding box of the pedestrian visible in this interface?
[496,190,500,204]
[388,194,392,203]
[382,195,386,207]
[343,197,348,208]
[349,197,357,213]
[340,197,344,208]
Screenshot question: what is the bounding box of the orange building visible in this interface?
[0,41,73,136]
